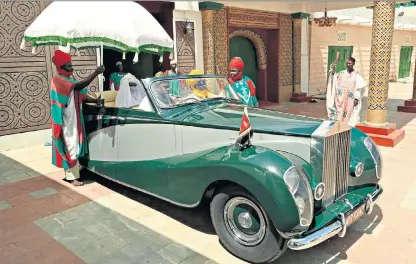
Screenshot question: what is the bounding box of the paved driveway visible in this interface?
[1,82,416,264]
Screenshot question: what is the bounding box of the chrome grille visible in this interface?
[321,130,351,207]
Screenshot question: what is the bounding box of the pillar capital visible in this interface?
[291,12,310,20]
[199,1,224,11]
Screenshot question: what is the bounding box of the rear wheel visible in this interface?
[210,186,287,263]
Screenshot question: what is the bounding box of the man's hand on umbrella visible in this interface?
[96,65,105,74]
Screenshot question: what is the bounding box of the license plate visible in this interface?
[345,204,365,227]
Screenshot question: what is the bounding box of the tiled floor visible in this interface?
[1,82,416,264]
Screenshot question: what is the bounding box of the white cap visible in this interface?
[170,59,177,65]
[116,61,122,66]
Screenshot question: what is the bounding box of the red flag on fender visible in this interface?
[239,106,251,137]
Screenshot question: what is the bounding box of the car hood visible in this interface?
[167,103,323,137]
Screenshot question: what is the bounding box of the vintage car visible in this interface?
[80,74,383,264]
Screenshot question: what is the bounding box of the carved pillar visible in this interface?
[357,1,405,147]
[199,1,224,74]
[366,1,396,125]
[290,12,311,103]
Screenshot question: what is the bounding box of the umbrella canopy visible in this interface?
[22,1,174,55]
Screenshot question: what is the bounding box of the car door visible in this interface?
[83,101,121,179]
[115,103,177,201]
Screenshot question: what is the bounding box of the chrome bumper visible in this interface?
[287,185,382,251]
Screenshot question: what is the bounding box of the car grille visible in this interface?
[321,129,351,207]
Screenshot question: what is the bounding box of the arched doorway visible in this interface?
[229,36,259,97]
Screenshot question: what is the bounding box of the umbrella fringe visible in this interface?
[133,52,140,64]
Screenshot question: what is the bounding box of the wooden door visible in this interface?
[327,46,354,74]
[229,36,259,96]
[398,46,413,79]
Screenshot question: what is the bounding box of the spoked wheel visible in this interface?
[210,186,287,264]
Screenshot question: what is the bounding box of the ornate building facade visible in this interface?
[0,1,198,137]
[200,2,297,103]
[0,1,99,136]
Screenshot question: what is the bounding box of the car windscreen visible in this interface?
[149,77,242,109]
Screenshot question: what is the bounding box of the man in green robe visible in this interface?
[164,59,183,96]
[109,61,126,91]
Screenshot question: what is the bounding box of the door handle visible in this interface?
[118,117,127,125]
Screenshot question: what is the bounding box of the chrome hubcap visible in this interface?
[237,211,253,229]
[223,197,266,246]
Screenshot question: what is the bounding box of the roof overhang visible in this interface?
[216,1,410,14]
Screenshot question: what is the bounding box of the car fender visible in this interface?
[168,145,301,234]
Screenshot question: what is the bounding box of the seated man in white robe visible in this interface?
[115,73,153,111]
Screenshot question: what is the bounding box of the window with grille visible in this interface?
[405,36,411,44]
[337,31,347,42]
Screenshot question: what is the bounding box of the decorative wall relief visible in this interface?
[214,8,229,76]
[175,21,196,74]
[0,1,98,136]
[279,14,293,87]
[228,7,279,29]
[294,19,302,85]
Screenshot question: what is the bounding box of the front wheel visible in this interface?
[210,186,287,264]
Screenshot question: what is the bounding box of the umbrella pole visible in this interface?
[99,44,104,103]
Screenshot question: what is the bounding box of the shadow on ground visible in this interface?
[83,169,384,264]
[83,169,215,235]
[0,153,218,264]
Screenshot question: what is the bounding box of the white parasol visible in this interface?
[21,1,174,98]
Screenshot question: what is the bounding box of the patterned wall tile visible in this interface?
[214,8,229,75]
[294,19,302,85]
[279,14,293,87]
[175,21,195,74]
[0,1,98,136]
[368,2,396,111]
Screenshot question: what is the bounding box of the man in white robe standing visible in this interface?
[326,56,367,127]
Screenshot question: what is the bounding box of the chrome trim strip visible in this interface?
[85,168,200,208]
[287,185,382,251]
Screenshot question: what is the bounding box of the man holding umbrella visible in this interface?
[50,49,104,186]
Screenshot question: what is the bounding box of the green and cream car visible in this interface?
[80,74,383,264]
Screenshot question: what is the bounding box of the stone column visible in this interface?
[199,1,224,74]
[290,12,311,103]
[357,1,405,148]
[366,1,396,125]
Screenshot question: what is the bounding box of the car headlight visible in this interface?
[283,168,300,194]
[364,137,382,179]
[283,166,314,227]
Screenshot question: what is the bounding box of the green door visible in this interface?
[229,36,258,95]
[398,46,413,79]
[327,46,354,73]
